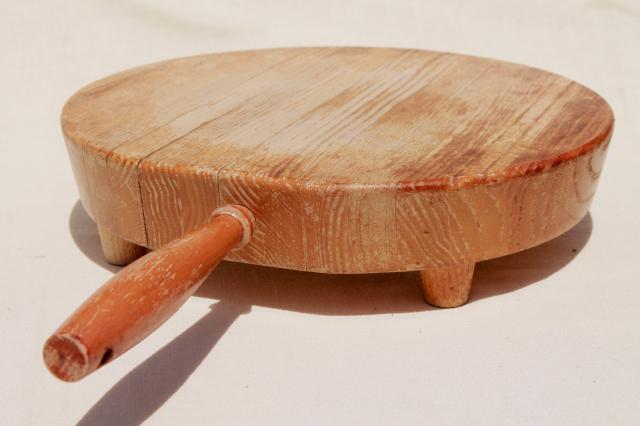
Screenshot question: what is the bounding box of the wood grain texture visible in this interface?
[62,47,614,273]
[44,205,254,382]
[97,225,146,266]
[420,262,475,308]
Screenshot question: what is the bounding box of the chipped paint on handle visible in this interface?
[43,205,255,382]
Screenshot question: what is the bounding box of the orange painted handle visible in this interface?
[43,205,255,382]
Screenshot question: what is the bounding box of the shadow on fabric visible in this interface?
[69,200,593,425]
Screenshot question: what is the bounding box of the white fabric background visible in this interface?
[1,0,639,424]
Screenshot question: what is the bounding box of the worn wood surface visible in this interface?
[420,262,475,307]
[97,225,146,266]
[50,47,614,382]
[44,205,255,381]
[62,47,614,273]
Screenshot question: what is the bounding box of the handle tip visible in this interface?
[43,334,92,382]
[43,204,256,382]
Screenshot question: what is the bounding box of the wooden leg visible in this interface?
[97,225,146,266]
[420,262,475,308]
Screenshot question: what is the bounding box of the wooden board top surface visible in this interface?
[62,47,613,190]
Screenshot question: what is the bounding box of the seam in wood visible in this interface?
[135,160,150,246]
[127,49,348,246]
[214,49,419,179]
[101,49,312,159]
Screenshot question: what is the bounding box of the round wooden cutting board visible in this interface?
[46,47,613,382]
[63,47,613,275]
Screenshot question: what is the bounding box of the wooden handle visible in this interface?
[43,205,255,382]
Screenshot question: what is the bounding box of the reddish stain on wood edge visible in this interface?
[396,121,613,192]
